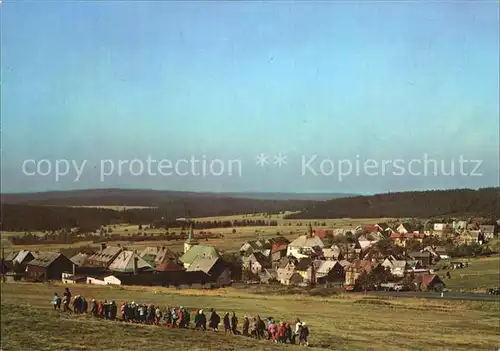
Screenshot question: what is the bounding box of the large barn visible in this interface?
[25,252,74,281]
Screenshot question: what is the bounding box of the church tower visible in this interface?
[184,222,199,253]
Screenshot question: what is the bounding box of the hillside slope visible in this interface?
[286,188,500,219]
[0,189,326,231]
[2,283,499,351]
[1,197,311,231]
[0,188,349,205]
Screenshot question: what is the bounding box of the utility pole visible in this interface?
[1,248,5,282]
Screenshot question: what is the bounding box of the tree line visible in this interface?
[0,204,287,232]
[286,188,500,219]
[7,230,224,246]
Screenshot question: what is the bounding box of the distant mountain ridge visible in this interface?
[286,187,500,219]
[0,188,353,205]
[0,189,330,231]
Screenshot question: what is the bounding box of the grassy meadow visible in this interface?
[1,282,499,351]
[70,205,156,210]
[1,214,392,253]
[444,256,500,292]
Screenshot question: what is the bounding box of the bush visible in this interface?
[308,287,338,297]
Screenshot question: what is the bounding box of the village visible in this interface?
[2,219,498,294]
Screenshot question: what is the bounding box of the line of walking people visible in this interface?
[52,288,310,346]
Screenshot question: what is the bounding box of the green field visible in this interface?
[1,282,499,351]
[1,216,392,253]
[444,256,500,292]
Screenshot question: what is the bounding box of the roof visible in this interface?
[88,246,122,263]
[156,260,184,272]
[268,236,290,245]
[254,240,266,248]
[70,253,89,267]
[421,274,444,287]
[108,251,153,273]
[185,256,218,273]
[316,260,341,275]
[277,257,297,269]
[322,247,341,259]
[250,252,270,266]
[295,258,314,271]
[349,260,378,273]
[338,260,351,268]
[313,229,332,239]
[140,246,167,257]
[241,240,264,252]
[409,251,431,258]
[367,232,385,241]
[14,250,34,264]
[155,251,184,272]
[375,223,390,230]
[140,246,176,266]
[185,256,224,277]
[4,251,19,261]
[27,252,66,268]
[363,226,379,233]
[358,235,370,242]
[289,235,325,249]
[391,233,425,239]
[392,260,407,269]
[261,249,271,257]
[271,243,287,254]
[180,245,220,265]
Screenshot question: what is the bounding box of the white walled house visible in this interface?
[86,276,107,285]
[61,272,86,284]
[433,223,445,231]
[287,235,325,259]
[381,259,407,277]
[104,275,122,285]
[357,235,377,250]
[86,275,120,285]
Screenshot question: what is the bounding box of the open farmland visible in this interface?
[69,205,157,210]
[1,282,499,351]
[1,216,393,253]
[193,213,396,227]
[444,256,500,292]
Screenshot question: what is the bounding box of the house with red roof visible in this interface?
[271,243,288,262]
[313,229,333,240]
[414,274,446,292]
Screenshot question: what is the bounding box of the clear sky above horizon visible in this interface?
[2,1,499,194]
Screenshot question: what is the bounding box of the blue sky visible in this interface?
[2,1,499,194]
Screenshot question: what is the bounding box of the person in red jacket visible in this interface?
[97,301,103,318]
[277,321,286,343]
[177,306,184,328]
